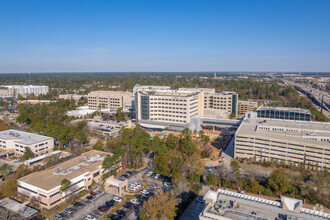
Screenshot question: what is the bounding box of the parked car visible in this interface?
[148,184,157,189]
[86,195,94,200]
[64,207,73,214]
[85,214,97,220]
[123,202,134,209]
[130,198,141,205]
[113,197,123,202]
[154,174,160,179]
[106,201,114,207]
[116,209,127,216]
[196,198,205,204]
[145,171,153,176]
[90,191,97,196]
[140,189,150,195]
[150,172,156,178]
[73,201,84,207]
[164,182,173,188]
[108,214,122,220]
[98,205,109,212]
[53,214,63,220]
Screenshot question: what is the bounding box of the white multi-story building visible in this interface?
[235,113,330,169]
[87,91,134,113]
[0,85,49,98]
[0,129,54,157]
[137,89,199,124]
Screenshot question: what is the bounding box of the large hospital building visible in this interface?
[234,113,330,169]
[87,91,135,113]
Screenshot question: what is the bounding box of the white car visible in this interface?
[132,182,142,188]
[130,198,141,205]
[113,197,123,202]
[85,214,97,220]
[146,171,153,176]
[154,174,160,179]
[129,186,138,191]
[148,184,157,189]
[140,189,150,195]
[164,182,173,188]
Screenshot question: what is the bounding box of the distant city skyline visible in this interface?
[0,0,330,73]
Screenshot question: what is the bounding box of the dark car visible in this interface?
[134,194,142,199]
[90,191,97,196]
[123,203,134,209]
[125,171,133,176]
[31,217,43,220]
[73,201,84,207]
[109,199,116,203]
[98,205,109,212]
[106,201,114,207]
[108,214,122,220]
[116,209,127,216]
[86,195,94,200]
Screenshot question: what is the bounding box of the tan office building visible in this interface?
[88,91,134,113]
[238,100,258,115]
[235,117,330,169]
[0,130,53,157]
[17,150,116,209]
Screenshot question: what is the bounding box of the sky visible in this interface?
[0,0,330,73]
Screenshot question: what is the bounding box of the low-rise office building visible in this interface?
[256,106,311,121]
[88,91,134,113]
[0,129,54,157]
[235,114,330,169]
[17,150,116,209]
[238,100,258,115]
[200,189,330,220]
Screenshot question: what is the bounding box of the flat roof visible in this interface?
[256,106,311,114]
[237,119,330,147]
[24,150,71,165]
[239,100,258,105]
[201,189,329,220]
[0,198,38,218]
[88,91,133,96]
[19,150,112,191]
[0,129,52,145]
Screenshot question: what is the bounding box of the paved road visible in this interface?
[283,79,330,119]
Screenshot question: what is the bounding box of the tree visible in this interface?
[93,140,104,151]
[230,160,241,177]
[251,181,260,194]
[140,191,177,220]
[207,173,217,186]
[0,163,13,177]
[102,154,120,175]
[116,107,125,121]
[165,133,178,149]
[60,179,71,193]
[267,169,292,195]
[21,147,35,160]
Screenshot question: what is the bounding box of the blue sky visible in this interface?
[0,0,329,73]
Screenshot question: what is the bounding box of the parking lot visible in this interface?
[51,168,173,220]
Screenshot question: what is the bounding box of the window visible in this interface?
[93,171,100,177]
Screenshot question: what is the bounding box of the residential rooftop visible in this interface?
[0,129,52,145]
[19,150,111,191]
